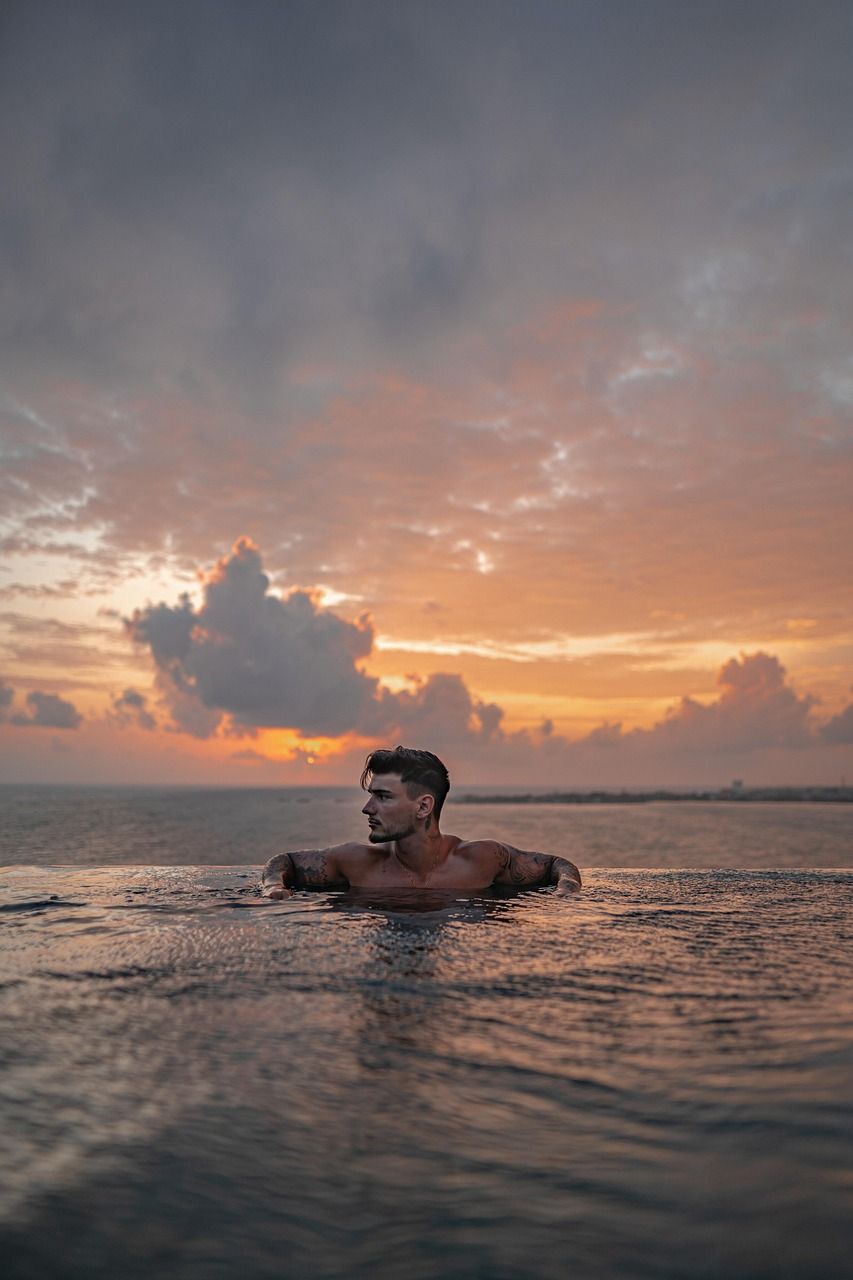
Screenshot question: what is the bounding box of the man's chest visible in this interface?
[347,855,494,891]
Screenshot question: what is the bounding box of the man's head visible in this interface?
[360,746,450,843]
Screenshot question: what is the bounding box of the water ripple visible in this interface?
[1,864,851,1279]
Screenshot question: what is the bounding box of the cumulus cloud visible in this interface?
[545,655,824,773]
[374,672,505,750]
[423,651,838,787]
[640,652,818,753]
[110,687,157,731]
[577,653,818,757]
[125,539,521,750]
[127,538,381,738]
[820,695,853,745]
[11,690,83,729]
[579,722,624,750]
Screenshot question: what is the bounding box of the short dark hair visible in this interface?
[360,746,450,818]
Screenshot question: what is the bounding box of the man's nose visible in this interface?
[362,798,374,814]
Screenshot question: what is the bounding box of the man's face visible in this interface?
[361,773,422,843]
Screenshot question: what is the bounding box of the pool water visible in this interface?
[2,864,851,1279]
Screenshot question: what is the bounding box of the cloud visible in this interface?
[11,690,83,729]
[374,671,505,751]
[413,650,841,788]
[465,650,828,782]
[126,539,522,751]
[578,722,624,749]
[124,541,846,783]
[3,4,852,666]
[591,652,818,755]
[0,610,132,675]
[3,0,850,405]
[110,687,157,731]
[820,695,853,745]
[127,538,381,738]
[0,581,80,600]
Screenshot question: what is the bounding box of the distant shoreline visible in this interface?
[457,787,853,805]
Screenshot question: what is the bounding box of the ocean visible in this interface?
[1,786,851,1278]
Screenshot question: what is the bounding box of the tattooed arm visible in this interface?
[494,844,582,896]
[260,847,351,898]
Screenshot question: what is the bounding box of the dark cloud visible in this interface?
[111,687,157,731]
[2,0,850,404]
[127,538,381,737]
[11,690,83,729]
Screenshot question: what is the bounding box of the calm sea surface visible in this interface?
[1,783,852,868]
[1,787,851,1278]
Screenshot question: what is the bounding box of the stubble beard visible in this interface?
[368,822,416,844]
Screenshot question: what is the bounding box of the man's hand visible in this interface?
[554,875,581,897]
[259,852,297,899]
[553,858,582,896]
[260,881,293,900]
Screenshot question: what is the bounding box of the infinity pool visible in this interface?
[2,865,851,1278]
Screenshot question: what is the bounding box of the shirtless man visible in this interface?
[260,746,581,899]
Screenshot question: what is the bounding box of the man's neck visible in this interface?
[393,824,445,872]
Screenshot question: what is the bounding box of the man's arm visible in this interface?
[494,844,582,896]
[260,847,350,898]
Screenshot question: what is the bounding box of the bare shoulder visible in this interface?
[287,842,373,888]
[328,840,372,856]
[449,836,511,868]
[326,841,375,867]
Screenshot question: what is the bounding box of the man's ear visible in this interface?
[415,792,435,820]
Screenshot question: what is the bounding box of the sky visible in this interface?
[1,0,852,788]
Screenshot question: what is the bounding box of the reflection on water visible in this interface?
[1,866,851,1279]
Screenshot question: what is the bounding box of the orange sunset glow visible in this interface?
[1,3,852,787]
